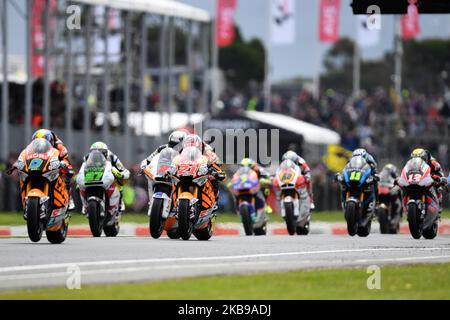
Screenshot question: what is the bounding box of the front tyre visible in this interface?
[26,197,44,242]
[357,220,371,237]
[345,201,358,237]
[46,221,68,244]
[378,207,389,234]
[87,200,103,237]
[284,202,297,236]
[422,222,438,240]
[149,198,165,239]
[104,218,120,237]
[296,221,310,235]
[407,203,422,239]
[240,204,254,236]
[178,199,193,241]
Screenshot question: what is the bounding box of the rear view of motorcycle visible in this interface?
[273,159,311,235]
[336,156,376,237]
[398,158,440,239]
[230,167,268,236]
[142,148,179,239]
[377,169,402,234]
[76,150,121,237]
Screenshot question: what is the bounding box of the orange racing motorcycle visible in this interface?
[14,138,71,243]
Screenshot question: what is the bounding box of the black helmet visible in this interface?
[168,131,188,148]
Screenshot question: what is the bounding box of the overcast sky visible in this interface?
[5,0,450,82]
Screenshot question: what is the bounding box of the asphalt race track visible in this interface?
[1,234,450,290]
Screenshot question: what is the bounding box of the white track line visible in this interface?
[1,247,450,273]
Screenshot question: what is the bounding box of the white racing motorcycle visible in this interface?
[273,159,312,235]
[142,147,179,239]
[76,150,121,237]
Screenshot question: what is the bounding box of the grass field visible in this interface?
[1,263,449,300]
[1,210,449,226]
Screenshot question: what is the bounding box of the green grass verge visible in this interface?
[1,210,449,226]
[1,263,449,300]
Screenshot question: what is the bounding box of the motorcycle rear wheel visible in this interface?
[240,204,254,236]
[26,197,44,242]
[178,199,193,241]
[46,221,68,244]
[284,202,297,236]
[296,221,310,235]
[345,202,358,237]
[88,200,103,237]
[378,208,389,234]
[193,221,213,241]
[407,203,422,239]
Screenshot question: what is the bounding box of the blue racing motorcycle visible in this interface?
[336,156,377,237]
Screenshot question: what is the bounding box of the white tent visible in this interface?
[245,111,341,145]
[127,112,204,136]
[73,0,211,22]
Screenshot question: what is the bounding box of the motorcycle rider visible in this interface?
[82,142,130,213]
[410,148,447,213]
[181,134,226,205]
[380,163,402,215]
[281,151,315,210]
[239,158,272,215]
[8,129,75,211]
[140,130,188,171]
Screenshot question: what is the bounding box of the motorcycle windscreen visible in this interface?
[84,150,107,183]
[156,148,178,177]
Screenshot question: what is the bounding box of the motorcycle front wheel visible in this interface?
[178,199,193,241]
[422,221,438,240]
[345,202,358,237]
[46,221,68,244]
[240,204,253,236]
[284,202,297,236]
[407,203,422,239]
[149,198,165,239]
[377,207,389,234]
[26,197,44,242]
[193,220,213,241]
[88,200,104,237]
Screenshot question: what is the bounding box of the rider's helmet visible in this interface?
[182,134,202,150]
[90,142,109,158]
[168,130,188,149]
[281,151,299,163]
[32,129,54,145]
[352,148,368,158]
[383,164,398,177]
[411,148,431,163]
[240,158,256,169]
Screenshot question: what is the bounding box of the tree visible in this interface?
[219,26,266,89]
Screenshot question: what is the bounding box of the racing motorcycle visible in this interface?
[15,138,71,243]
[273,160,311,235]
[230,166,267,236]
[76,150,121,237]
[397,158,440,239]
[336,156,376,237]
[142,147,179,239]
[376,169,402,234]
[169,146,217,241]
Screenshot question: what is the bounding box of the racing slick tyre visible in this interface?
[88,200,104,237]
[193,221,213,241]
[26,197,44,242]
[167,229,181,239]
[345,201,358,237]
[240,205,254,236]
[254,223,267,236]
[377,207,389,234]
[104,217,120,237]
[407,203,422,239]
[46,221,68,244]
[422,222,438,240]
[284,202,297,236]
[357,220,371,237]
[178,199,193,241]
[149,198,165,239]
[296,221,310,235]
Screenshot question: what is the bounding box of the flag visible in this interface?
[216,0,237,48]
[401,2,420,39]
[319,0,341,42]
[271,0,296,45]
[322,144,353,174]
[356,15,380,48]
